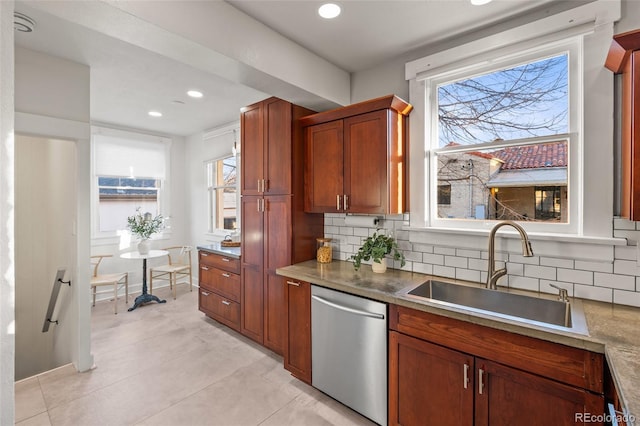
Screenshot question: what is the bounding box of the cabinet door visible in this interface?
[344,110,389,214]
[241,101,264,196]
[475,359,604,426]
[265,98,292,195]
[262,196,292,354]
[284,278,311,384]
[304,120,344,213]
[240,196,264,343]
[389,331,474,426]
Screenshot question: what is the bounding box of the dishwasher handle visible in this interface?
[311,295,385,320]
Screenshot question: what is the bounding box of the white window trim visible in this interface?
[90,126,172,244]
[205,153,240,235]
[425,40,580,235]
[407,0,621,249]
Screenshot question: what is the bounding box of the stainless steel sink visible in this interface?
[407,279,578,329]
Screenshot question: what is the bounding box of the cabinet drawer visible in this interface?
[389,304,603,393]
[200,266,240,302]
[199,289,240,331]
[199,251,240,274]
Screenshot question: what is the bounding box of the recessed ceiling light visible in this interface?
[318,3,341,19]
[470,0,492,5]
[187,90,203,98]
[148,111,162,117]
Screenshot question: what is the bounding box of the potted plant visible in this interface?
[127,208,164,254]
[349,231,406,273]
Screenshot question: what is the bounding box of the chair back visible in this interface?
[164,246,192,266]
[90,255,112,277]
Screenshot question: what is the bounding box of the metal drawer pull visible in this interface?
[201,291,210,296]
[222,258,230,262]
[222,300,231,306]
[463,363,470,389]
[201,252,209,257]
[311,295,385,320]
[201,266,209,271]
[478,368,485,395]
[222,273,231,278]
[343,194,348,210]
[336,195,341,210]
[287,280,300,286]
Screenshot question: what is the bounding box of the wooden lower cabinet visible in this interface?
[283,278,311,384]
[389,305,605,426]
[198,250,241,332]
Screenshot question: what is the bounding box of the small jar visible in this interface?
[316,238,333,263]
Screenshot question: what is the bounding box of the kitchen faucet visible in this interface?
[487,221,534,290]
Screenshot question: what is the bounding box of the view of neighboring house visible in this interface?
[438,141,568,222]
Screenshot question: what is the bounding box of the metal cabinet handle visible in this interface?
[222,273,231,278]
[222,257,230,262]
[201,266,209,271]
[201,291,210,296]
[478,368,485,395]
[286,280,300,286]
[257,198,261,212]
[344,194,348,210]
[201,252,209,257]
[336,195,341,210]
[222,300,231,306]
[263,179,268,192]
[464,363,470,389]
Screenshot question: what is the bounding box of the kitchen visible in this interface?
[3,0,640,424]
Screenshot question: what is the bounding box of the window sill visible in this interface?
[404,226,626,262]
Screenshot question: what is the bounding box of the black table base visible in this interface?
[128,257,166,311]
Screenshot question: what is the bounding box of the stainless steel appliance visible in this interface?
[311,285,387,425]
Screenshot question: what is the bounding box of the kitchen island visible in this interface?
[277,259,639,425]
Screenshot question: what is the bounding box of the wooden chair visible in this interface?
[149,246,193,300]
[91,255,129,314]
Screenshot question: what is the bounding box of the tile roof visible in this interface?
[491,141,567,170]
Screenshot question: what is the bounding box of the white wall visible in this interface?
[14,47,93,382]
[0,0,15,422]
[185,125,238,249]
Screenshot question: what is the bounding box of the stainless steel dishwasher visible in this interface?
[311,285,387,426]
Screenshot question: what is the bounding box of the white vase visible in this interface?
[371,258,387,273]
[138,239,150,255]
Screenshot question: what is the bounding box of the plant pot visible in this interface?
[371,258,387,273]
[138,239,150,255]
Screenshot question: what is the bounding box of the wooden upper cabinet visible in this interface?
[606,29,640,220]
[301,95,412,214]
[241,97,300,196]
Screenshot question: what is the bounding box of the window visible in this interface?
[421,39,581,234]
[206,155,238,232]
[92,128,170,237]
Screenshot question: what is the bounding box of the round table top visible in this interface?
[120,250,168,260]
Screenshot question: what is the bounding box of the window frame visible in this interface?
[90,126,171,242]
[205,153,240,234]
[423,38,582,235]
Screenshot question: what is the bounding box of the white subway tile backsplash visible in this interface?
[326,214,640,307]
[433,265,456,278]
[574,284,613,303]
[505,262,524,276]
[594,272,635,291]
[456,268,481,283]
[456,249,481,259]
[613,289,640,307]
[557,268,593,285]
[445,255,467,269]
[508,276,539,292]
[574,260,613,273]
[524,264,556,280]
[540,257,574,269]
[423,253,445,265]
[613,259,640,276]
[434,246,456,256]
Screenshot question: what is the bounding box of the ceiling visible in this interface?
[13,0,573,137]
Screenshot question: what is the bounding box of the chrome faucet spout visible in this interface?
[487,221,534,290]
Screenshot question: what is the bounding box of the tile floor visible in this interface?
[15,285,375,426]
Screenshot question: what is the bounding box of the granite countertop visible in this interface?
[277,259,639,423]
[197,242,241,259]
